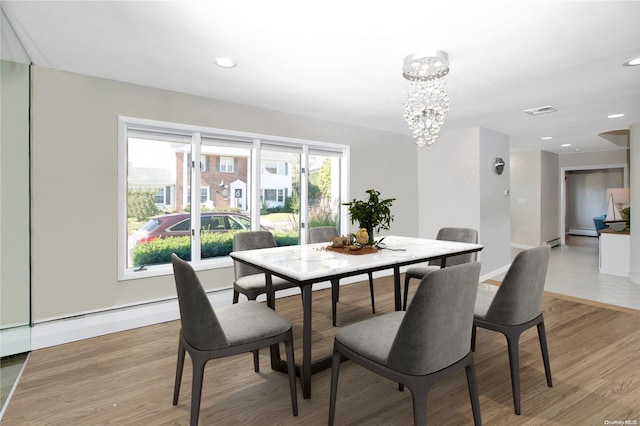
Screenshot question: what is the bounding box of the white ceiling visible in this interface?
[2,1,639,154]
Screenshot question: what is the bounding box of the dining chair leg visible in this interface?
[537,319,553,387]
[173,341,186,405]
[328,350,342,426]
[402,275,412,311]
[367,272,375,314]
[232,290,239,304]
[409,385,428,426]
[506,333,522,415]
[264,274,276,310]
[283,336,298,416]
[466,361,483,425]
[190,357,207,426]
[393,266,402,311]
[471,325,477,351]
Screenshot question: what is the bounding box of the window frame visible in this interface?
[186,186,210,204]
[219,156,234,173]
[262,160,287,176]
[118,116,350,281]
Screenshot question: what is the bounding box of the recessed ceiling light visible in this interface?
[541,136,553,140]
[623,56,640,66]
[214,57,237,68]
[561,144,571,147]
[523,105,557,116]
[607,113,625,119]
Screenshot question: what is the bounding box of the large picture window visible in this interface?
[118,117,349,280]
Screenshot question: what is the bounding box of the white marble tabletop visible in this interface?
[230,235,483,283]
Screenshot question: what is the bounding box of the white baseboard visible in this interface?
[569,228,597,237]
[598,267,629,277]
[481,264,510,282]
[29,264,511,351]
[31,297,182,350]
[30,272,380,350]
[0,326,31,357]
[511,243,534,250]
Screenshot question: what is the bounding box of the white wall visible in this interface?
[540,151,560,244]
[630,123,639,285]
[511,150,567,247]
[417,126,511,275]
[510,151,541,247]
[30,67,418,322]
[478,127,511,273]
[417,128,481,238]
[559,150,628,170]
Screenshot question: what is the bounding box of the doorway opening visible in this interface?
[561,164,627,244]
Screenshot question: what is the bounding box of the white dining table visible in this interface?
[230,235,484,398]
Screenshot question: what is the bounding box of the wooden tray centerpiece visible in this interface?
[322,233,378,255]
[324,244,378,255]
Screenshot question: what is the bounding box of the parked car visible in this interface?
[130,212,260,247]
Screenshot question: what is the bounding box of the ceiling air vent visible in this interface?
[523,105,557,116]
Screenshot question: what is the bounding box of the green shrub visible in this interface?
[273,232,299,247]
[131,231,299,267]
[200,232,234,258]
[308,217,337,228]
[131,235,192,266]
[265,205,293,214]
[285,191,299,214]
[308,203,338,228]
[128,188,160,221]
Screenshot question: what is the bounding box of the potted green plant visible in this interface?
[621,207,630,228]
[343,189,395,245]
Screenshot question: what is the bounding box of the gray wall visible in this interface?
[30,66,418,322]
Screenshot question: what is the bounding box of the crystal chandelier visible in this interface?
[402,50,450,148]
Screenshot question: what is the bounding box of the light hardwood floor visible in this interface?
[3,273,640,425]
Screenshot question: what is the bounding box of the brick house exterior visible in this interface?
[175,153,249,212]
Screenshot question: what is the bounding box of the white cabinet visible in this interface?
[599,229,630,276]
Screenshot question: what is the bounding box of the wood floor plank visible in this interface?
[3,275,640,425]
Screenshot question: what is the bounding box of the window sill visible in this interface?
[118,256,233,282]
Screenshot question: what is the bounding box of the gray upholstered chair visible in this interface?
[308,226,376,326]
[232,231,300,304]
[329,262,482,426]
[403,227,478,310]
[471,245,552,415]
[171,254,298,426]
